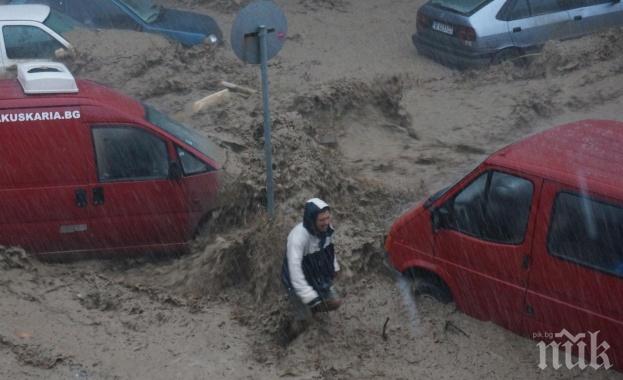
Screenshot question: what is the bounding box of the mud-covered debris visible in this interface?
[0,335,67,369]
[299,0,351,12]
[77,291,121,311]
[0,246,31,270]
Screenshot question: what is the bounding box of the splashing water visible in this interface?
[396,275,421,337]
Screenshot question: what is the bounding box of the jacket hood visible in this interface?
[303,198,332,237]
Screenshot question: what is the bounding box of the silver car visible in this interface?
[413,0,623,68]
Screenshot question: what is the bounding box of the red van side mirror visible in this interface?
[432,206,451,231]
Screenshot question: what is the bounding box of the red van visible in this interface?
[386,119,623,371]
[0,62,221,256]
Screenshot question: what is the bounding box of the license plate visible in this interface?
[432,21,454,35]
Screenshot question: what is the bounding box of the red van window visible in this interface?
[92,126,169,182]
[145,104,222,162]
[548,192,623,277]
[175,146,213,176]
[442,171,533,244]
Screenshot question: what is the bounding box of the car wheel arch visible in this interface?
[402,263,456,305]
[492,46,524,64]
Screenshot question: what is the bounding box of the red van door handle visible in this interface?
[521,255,531,269]
[75,189,87,208]
[93,187,105,206]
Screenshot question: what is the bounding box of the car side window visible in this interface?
[65,0,91,23]
[559,0,587,9]
[92,126,169,182]
[48,0,65,11]
[548,192,623,278]
[562,0,612,8]
[529,0,565,16]
[508,0,531,20]
[176,146,212,176]
[443,171,534,244]
[2,25,64,60]
[589,0,617,4]
[70,0,139,30]
[21,0,64,11]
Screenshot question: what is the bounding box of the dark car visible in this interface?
[413,0,623,69]
[11,0,222,45]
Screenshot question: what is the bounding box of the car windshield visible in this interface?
[119,0,161,23]
[43,10,80,35]
[145,104,223,163]
[428,0,491,14]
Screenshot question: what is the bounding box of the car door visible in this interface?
[433,168,540,333]
[67,0,141,30]
[525,180,623,369]
[562,0,623,38]
[506,0,572,48]
[16,0,66,12]
[0,24,5,71]
[86,123,191,254]
[0,22,69,68]
[175,146,219,234]
[49,0,66,12]
[0,106,93,253]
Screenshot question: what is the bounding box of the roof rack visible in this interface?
[17,61,78,95]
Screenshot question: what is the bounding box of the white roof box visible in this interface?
[17,62,78,95]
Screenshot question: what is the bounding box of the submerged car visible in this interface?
[413,0,623,68]
[0,4,77,71]
[0,61,222,256]
[11,0,222,45]
[385,119,623,371]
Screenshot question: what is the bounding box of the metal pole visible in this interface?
[258,25,275,218]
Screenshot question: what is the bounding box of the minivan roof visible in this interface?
[0,5,51,22]
[0,79,144,120]
[487,120,623,194]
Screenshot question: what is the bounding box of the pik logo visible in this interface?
[537,329,612,370]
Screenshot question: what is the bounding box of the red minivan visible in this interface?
[0,62,221,256]
[386,119,623,371]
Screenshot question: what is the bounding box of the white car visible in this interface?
[0,4,75,71]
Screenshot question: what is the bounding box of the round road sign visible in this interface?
[231,0,288,64]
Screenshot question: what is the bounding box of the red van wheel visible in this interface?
[407,272,453,304]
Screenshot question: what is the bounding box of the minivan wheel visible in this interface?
[492,48,523,65]
[411,275,453,304]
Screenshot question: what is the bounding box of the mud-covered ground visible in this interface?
[1,0,623,379]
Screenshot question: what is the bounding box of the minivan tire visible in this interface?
[411,275,453,304]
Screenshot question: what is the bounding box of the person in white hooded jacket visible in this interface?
[281,198,342,338]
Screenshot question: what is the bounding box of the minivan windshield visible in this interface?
[43,10,81,35]
[429,0,491,14]
[145,105,223,164]
[119,0,161,23]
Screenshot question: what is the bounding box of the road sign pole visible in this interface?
[231,1,286,218]
[258,25,275,218]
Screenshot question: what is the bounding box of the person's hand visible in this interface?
[310,298,342,313]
